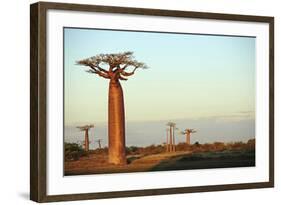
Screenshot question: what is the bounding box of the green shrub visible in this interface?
[64,142,87,161]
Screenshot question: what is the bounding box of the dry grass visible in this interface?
[64,139,255,175]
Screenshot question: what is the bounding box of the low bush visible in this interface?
[64,142,87,161]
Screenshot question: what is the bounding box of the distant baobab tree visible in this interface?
[95,139,102,149]
[166,122,176,152]
[166,128,169,152]
[77,52,147,165]
[76,124,94,152]
[181,129,197,145]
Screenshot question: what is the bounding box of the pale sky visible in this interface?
[64,27,255,125]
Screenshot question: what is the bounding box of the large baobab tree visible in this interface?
[166,122,176,152]
[76,124,94,152]
[181,129,197,145]
[77,52,147,165]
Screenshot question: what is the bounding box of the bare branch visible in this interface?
[95,64,109,73]
[88,65,99,73]
[120,64,129,70]
[77,124,94,131]
[85,68,110,79]
[86,70,97,74]
[166,122,176,127]
[121,67,138,77]
[182,128,197,134]
[76,51,148,80]
[119,75,128,81]
[96,71,110,79]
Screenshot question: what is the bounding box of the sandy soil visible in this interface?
[64,150,255,175]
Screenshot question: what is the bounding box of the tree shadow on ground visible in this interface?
[127,155,143,164]
[149,150,255,172]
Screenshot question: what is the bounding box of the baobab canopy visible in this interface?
[76,124,94,131]
[166,122,176,127]
[182,129,197,134]
[76,51,148,81]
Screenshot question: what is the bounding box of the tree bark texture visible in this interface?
[166,129,169,152]
[169,126,172,152]
[186,133,191,145]
[108,80,127,165]
[84,129,89,152]
[172,127,176,151]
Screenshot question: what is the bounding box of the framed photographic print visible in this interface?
[30,1,274,202]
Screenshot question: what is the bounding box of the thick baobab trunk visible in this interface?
[108,80,127,165]
[84,129,89,152]
[186,133,191,145]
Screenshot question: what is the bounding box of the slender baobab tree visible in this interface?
[77,52,147,165]
[95,139,102,149]
[181,129,197,145]
[173,127,179,151]
[166,128,169,152]
[166,122,176,152]
[76,124,94,152]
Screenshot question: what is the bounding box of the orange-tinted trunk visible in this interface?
[169,126,172,152]
[108,80,127,165]
[166,129,169,152]
[84,129,89,152]
[186,133,191,145]
[172,127,175,152]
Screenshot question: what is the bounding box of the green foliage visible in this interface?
[126,146,139,154]
[175,143,191,151]
[64,142,87,161]
[123,139,255,156]
[91,146,108,155]
[125,145,165,155]
[64,139,255,161]
[194,141,200,146]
